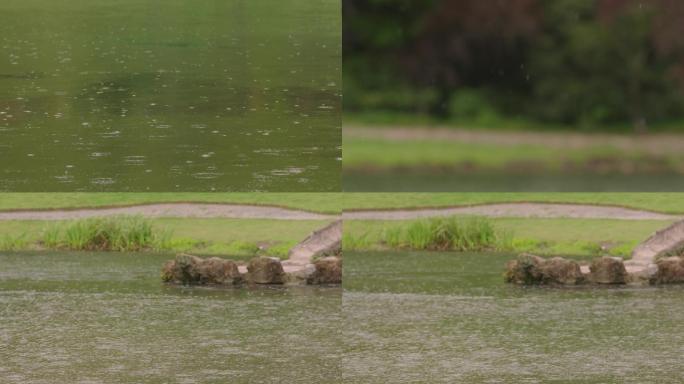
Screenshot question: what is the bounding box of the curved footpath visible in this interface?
[0,203,337,221]
[343,203,680,221]
[0,202,676,221]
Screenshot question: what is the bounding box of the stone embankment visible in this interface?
[506,219,684,286]
[162,220,342,286]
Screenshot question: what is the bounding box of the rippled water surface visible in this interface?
[343,251,684,383]
[0,0,340,191]
[0,252,342,383]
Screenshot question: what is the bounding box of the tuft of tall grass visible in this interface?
[0,234,29,251]
[41,216,164,251]
[381,217,508,252]
[43,225,61,248]
[342,231,373,251]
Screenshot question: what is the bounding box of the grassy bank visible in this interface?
[344,122,684,179]
[344,112,684,133]
[346,217,508,252]
[344,136,684,174]
[0,216,331,261]
[0,193,343,214]
[42,216,160,252]
[344,216,673,260]
[341,193,684,214]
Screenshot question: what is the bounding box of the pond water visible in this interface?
[344,171,684,191]
[0,252,342,383]
[0,0,341,191]
[343,251,684,383]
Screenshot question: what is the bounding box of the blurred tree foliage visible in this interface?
[343,0,684,129]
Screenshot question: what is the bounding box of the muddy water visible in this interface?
[343,251,684,383]
[0,252,342,383]
[0,0,341,191]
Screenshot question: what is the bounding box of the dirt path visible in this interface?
[0,202,676,221]
[345,125,684,155]
[0,203,337,221]
[343,203,680,221]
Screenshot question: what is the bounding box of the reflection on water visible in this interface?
[0,252,341,383]
[344,171,684,192]
[0,0,341,191]
[343,251,684,383]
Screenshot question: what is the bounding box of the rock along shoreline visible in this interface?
[506,219,684,287]
[505,253,684,287]
[162,254,342,287]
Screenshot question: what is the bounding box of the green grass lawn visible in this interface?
[0,218,331,261]
[345,137,616,168]
[344,137,683,171]
[341,193,684,214]
[344,111,684,133]
[344,217,673,260]
[0,193,343,213]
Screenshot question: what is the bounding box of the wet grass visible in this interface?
[344,217,671,259]
[0,217,324,260]
[346,217,509,252]
[345,137,565,169]
[344,136,684,172]
[42,216,161,251]
[386,217,505,251]
[0,234,29,251]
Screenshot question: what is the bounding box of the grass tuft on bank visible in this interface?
[0,216,319,261]
[42,216,165,251]
[346,217,510,252]
[0,234,30,251]
[344,216,671,260]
